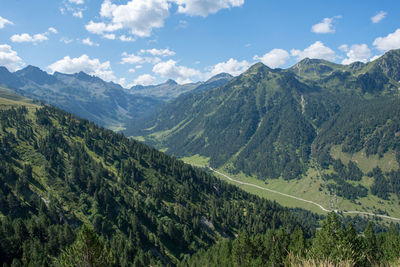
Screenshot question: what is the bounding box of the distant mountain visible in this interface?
[132,49,400,211]
[0,65,231,130]
[128,73,233,101]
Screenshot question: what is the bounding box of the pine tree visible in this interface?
[56,225,115,267]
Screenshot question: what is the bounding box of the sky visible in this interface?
[1,0,400,88]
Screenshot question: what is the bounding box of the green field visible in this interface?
[181,155,400,220]
[331,145,399,173]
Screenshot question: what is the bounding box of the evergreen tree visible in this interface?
[56,225,115,267]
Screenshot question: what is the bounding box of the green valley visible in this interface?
[0,94,323,266]
[130,49,400,219]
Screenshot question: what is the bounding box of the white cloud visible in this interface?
[103,33,116,40]
[136,65,143,69]
[208,58,250,77]
[373,28,400,52]
[311,16,341,34]
[139,48,175,57]
[133,74,156,85]
[10,28,57,44]
[128,68,136,73]
[82,38,98,46]
[48,54,115,81]
[96,0,170,38]
[119,35,135,42]
[85,21,122,35]
[60,37,73,44]
[121,52,144,64]
[291,41,336,61]
[10,33,49,43]
[61,1,85,18]
[371,11,387,24]
[69,0,84,4]
[253,49,289,68]
[153,59,201,83]
[120,52,161,65]
[48,27,58,34]
[172,0,244,17]
[73,11,83,18]
[0,16,14,29]
[338,44,349,52]
[341,44,371,65]
[0,44,24,71]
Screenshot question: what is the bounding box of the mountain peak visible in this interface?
[15,65,57,85]
[0,66,11,74]
[74,71,101,82]
[246,62,271,74]
[164,79,177,85]
[207,73,233,82]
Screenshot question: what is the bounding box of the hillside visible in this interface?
[0,97,323,266]
[130,49,400,217]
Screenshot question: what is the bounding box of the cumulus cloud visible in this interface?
[85,21,122,35]
[373,28,400,52]
[48,27,58,34]
[153,59,201,83]
[139,48,175,57]
[311,16,341,34]
[253,49,289,68]
[95,0,170,37]
[133,74,156,85]
[0,16,14,29]
[10,28,57,44]
[82,37,98,46]
[61,1,85,18]
[371,11,387,24]
[338,44,349,52]
[73,11,83,18]
[10,33,48,43]
[119,35,135,42]
[121,52,144,64]
[0,44,24,71]
[128,68,136,73]
[103,33,116,40]
[208,58,250,77]
[341,44,371,65]
[291,41,336,61]
[172,0,245,17]
[48,54,115,81]
[120,52,161,65]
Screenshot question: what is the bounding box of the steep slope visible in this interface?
[0,98,320,266]
[132,49,400,214]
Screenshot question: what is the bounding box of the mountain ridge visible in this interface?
[0,65,232,130]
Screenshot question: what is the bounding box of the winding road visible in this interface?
[208,167,400,222]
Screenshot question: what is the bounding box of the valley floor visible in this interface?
[182,155,400,223]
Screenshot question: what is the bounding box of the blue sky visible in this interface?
[1,0,400,87]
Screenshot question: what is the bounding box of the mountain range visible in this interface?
[1,48,400,265]
[129,49,400,216]
[0,66,232,131]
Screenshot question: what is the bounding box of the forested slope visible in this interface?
[0,98,321,266]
